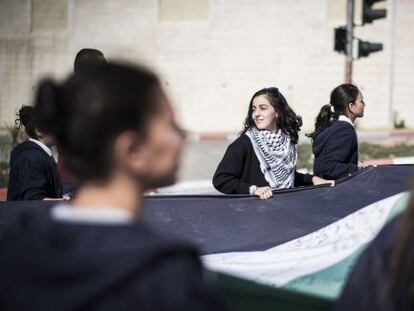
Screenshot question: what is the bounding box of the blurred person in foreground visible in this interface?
[0,63,224,310]
[335,186,414,311]
[7,105,62,200]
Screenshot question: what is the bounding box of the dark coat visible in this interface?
[334,215,411,311]
[0,208,224,311]
[212,134,313,194]
[312,121,358,180]
[7,140,61,200]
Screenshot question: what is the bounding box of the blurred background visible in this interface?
[0,0,413,194]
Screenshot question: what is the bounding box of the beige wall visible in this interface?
[0,0,413,133]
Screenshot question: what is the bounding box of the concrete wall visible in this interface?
[0,0,413,134]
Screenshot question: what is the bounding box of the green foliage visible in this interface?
[394,111,406,129]
[297,143,313,171]
[394,119,406,129]
[0,123,25,187]
[359,142,414,161]
[297,142,414,172]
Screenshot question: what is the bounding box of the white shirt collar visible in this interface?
[338,115,354,127]
[29,138,53,157]
[51,204,134,225]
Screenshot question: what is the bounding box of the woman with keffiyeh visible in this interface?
[213,87,333,200]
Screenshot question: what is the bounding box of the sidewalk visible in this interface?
[188,129,414,145]
[2,129,414,200]
[363,156,414,166]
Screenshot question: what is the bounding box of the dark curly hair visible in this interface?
[15,105,37,139]
[240,87,302,144]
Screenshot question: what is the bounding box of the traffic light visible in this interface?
[362,0,387,25]
[334,27,347,54]
[358,39,383,58]
[332,0,387,81]
[359,0,386,58]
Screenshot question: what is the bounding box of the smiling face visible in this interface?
[251,95,278,132]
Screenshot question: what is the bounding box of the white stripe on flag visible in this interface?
[202,192,407,287]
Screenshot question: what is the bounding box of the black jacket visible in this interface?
[7,140,61,200]
[312,121,358,180]
[0,208,224,311]
[212,134,313,194]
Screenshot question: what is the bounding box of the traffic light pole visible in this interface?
[345,0,354,83]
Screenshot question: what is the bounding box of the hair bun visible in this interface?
[34,79,61,134]
[17,106,35,128]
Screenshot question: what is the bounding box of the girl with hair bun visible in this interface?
[213,87,334,200]
[7,105,62,200]
[308,84,366,180]
[0,63,224,310]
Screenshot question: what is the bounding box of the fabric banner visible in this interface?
[205,193,409,299]
[0,165,413,309]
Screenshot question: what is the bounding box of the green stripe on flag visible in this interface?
[386,192,410,221]
[283,192,410,300]
[215,272,332,311]
[283,248,364,300]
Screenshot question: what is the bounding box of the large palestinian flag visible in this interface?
[142,165,412,309]
[0,165,412,310]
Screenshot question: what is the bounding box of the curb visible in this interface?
[1,157,413,201]
[186,129,414,142]
[187,133,236,141]
[366,156,414,166]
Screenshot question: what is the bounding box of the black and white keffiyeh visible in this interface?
[246,127,296,189]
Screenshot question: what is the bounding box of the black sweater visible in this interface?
[212,134,313,194]
[312,120,358,180]
[0,208,224,310]
[7,140,61,200]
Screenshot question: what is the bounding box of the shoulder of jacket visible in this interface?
[230,134,252,149]
[334,120,355,130]
[321,121,355,138]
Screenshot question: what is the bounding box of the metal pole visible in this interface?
[345,0,354,83]
[388,0,396,128]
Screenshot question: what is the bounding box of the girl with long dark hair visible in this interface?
[308,84,366,180]
[213,87,333,200]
